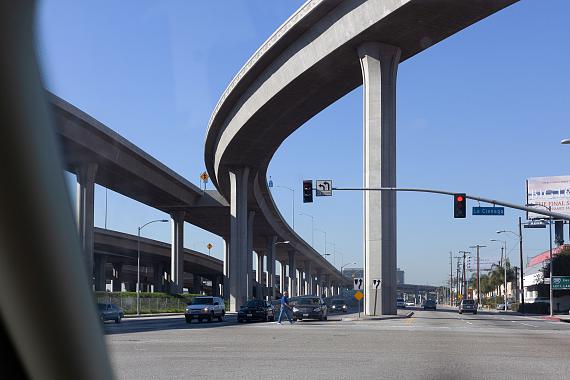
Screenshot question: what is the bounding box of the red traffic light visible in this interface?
[454,193,467,218]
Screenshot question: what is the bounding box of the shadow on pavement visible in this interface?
[102,315,247,335]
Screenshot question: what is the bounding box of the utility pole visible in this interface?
[518,217,525,311]
[449,252,453,306]
[458,251,470,299]
[469,245,486,304]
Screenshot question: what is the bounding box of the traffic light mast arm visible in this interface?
[330,187,570,221]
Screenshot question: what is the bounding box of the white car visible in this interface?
[185,296,225,323]
[405,301,415,307]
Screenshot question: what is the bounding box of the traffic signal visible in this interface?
[454,193,467,218]
[303,180,313,203]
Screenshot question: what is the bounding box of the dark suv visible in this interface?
[458,299,477,314]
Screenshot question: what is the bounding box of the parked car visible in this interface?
[396,298,406,308]
[458,299,477,314]
[405,301,415,307]
[238,299,275,322]
[423,299,437,310]
[328,299,348,313]
[97,303,124,323]
[270,299,281,314]
[291,296,328,321]
[185,296,225,323]
[496,301,512,310]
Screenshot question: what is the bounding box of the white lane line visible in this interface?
[520,322,537,328]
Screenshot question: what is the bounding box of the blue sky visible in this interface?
[37,1,570,285]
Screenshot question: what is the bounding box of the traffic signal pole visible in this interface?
[330,187,570,221]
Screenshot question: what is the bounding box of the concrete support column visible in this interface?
[170,211,185,294]
[95,255,107,291]
[222,238,230,299]
[76,163,98,285]
[112,264,123,292]
[280,260,287,294]
[256,251,263,299]
[247,211,255,300]
[94,254,107,291]
[212,276,221,296]
[305,262,313,296]
[288,251,297,297]
[358,42,401,316]
[192,274,201,294]
[266,236,277,300]
[297,269,304,295]
[153,262,165,292]
[323,275,329,298]
[229,167,249,311]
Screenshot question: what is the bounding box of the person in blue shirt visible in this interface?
[277,290,294,324]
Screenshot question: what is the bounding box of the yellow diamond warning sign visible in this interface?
[354,291,364,301]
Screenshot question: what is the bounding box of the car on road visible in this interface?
[459,299,477,314]
[238,299,275,323]
[396,298,406,308]
[328,299,348,313]
[97,303,124,323]
[185,296,225,323]
[496,301,513,310]
[423,299,437,310]
[291,296,328,321]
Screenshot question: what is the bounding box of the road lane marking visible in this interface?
[520,323,536,328]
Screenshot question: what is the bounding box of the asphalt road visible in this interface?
[104,307,570,379]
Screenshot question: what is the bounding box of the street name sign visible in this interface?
[315,180,332,196]
[353,278,363,290]
[552,276,570,290]
[472,207,504,216]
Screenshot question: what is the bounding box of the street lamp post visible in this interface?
[490,239,508,311]
[326,241,336,267]
[315,228,327,258]
[269,182,295,230]
[298,212,314,247]
[497,219,525,311]
[527,203,554,316]
[341,262,356,277]
[137,219,168,316]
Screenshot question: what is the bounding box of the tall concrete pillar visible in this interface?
[170,211,185,294]
[222,238,230,299]
[192,274,201,294]
[358,42,401,316]
[76,163,98,285]
[305,261,313,295]
[256,251,263,299]
[153,262,165,292]
[229,167,249,311]
[212,275,221,296]
[247,211,255,300]
[94,254,107,291]
[288,251,297,296]
[280,260,287,294]
[112,264,123,292]
[322,275,329,298]
[266,236,277,300]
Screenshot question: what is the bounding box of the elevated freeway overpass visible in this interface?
[50,92,347,300]
[205,0,518,314]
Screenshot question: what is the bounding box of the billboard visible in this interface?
[526,176,570,219]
